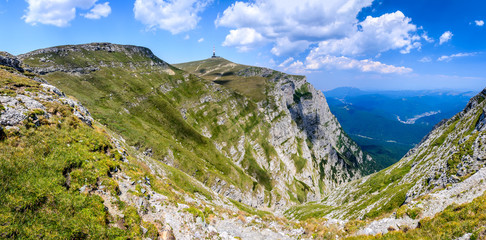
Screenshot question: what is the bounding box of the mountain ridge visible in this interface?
[325,86,473,168]
[16,42,378,210]
[1,43,485,239]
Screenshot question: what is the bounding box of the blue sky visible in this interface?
[0,0,485,91]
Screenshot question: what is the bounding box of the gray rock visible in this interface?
[41,84,65,97]
[0,108,27,126]
[19,43,169,75]
[0,51,23,72]
[79,185,87,193]
[60,97,93,126]
[456,233,472,240]
[141,226,148,235]
[143,148,153,157]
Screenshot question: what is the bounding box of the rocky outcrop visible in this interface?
[0,52,23,72]
[243,68,376,201]
[19,42,167,65]
[26,65,100,75]
[0,82,93,127]
[19,43,169,75]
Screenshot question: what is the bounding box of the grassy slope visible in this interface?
[22,47,285,203]
[0,66,239,238]
[347,193,486,240]
[292,192,486,239]
[174,58,267,101]
[22,45,378,209]
[0,68,127,238]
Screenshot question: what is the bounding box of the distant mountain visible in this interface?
[324,87,473,167]
[289,88,486,237]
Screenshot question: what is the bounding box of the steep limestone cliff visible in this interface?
[287,87,486,237]
[18,43,378,211]
[176,59,377,201]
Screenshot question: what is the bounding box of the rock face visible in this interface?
[19,42,169,74]
[265,71,374,190]
[175,59,378,208]
[0,53,93,127]
[289,87,486,222]
[16,43,377,211]
[0,52,23,72]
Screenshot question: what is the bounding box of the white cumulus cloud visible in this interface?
[284,60,306,74]
[134,0,212,34]
[222,27,266,52]
[271,38,310,57]
[198,37,204,43]
[217,0,419,74]
[439,31,453,45]
[83,2,111,19]
[421,31,434,43]
[475,20,484,26]
[312,11,421,56]
[305,54,412,74]
[23,0,106,27]
[216,0,373,55]
[438,52,477,62]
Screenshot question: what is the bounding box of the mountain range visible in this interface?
[0,43,485,239]
[325,87,474,167]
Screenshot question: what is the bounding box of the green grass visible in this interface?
[0,74,129,238]
[285,179,311,204]
[0,66,41,95]
[229,199,270,218]
[287,159,413,220]
[27,49,270,201]
[285,203,334,220]
[448,131,481,175]
[293,84,312,104]
[292,138,307,172]
[242,144,272,191]
[348,193,486,240]
[183,206,214,223]
[344,161,413,219]
[432,118,458,147]
[163,164,214,200]
[175,58,268,101]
